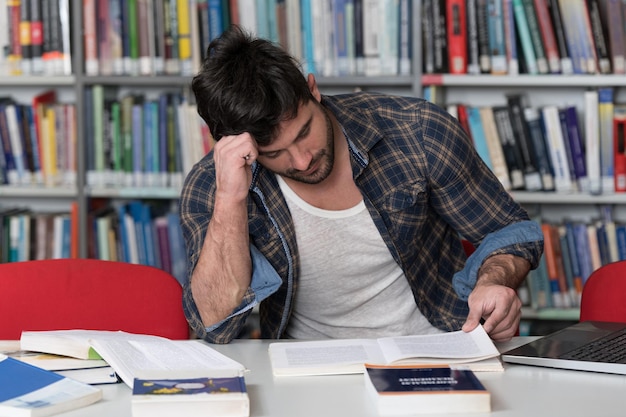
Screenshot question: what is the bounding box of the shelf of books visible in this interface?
[422,0,626,323]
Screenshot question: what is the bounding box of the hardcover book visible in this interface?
[363,364,491,415]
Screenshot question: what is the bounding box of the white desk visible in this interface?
[6,338,626,417]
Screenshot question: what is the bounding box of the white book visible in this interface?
[20,330,246,389]
[378,0,399,75]
[362,0,381,75]
[239,0,258,35]
[4,104,26,185]
[584,90,602,194]
[286,0,303,62]
[541,105,574,193]
[268,326,503,376]
[479,107,512,190]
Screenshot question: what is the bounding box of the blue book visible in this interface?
[141,202,157,267]
[167,211,187,284]
[128,201,148,265]
[364,365,490,414]
[158,94,169,186]
[573,222,594,285]
[300,0,316,74]
[616,224,626,261]
[116,204,130,263]
[487,0,507,74]
[466,107,493,171]
[562,106,587,192]
[0,354,102,417]
[208,0,224,41]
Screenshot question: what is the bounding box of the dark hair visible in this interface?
[191,26,313,145]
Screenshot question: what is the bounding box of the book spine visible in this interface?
[7,0,23,75]
[98,0,113,76]
[602,0,625,74]
[523,106,555,191]
[398,0,411,75]
[533,0,561,73]
[558,0,586,73]
[521,0,549,73]
[29,0,43,73]
[493,105,526,189]
[177,0,192,75]
[432,0,448,73]
[421,0,435,73]
[541,105,574,192]
[19,0,32,74]
[512,0,538,74]
[547,0,572,73]
[587,0,612,73]
[613,105,626,192]
[476,0,491,72]
[487,0,507,74]
[563,106,588,192]
[465,0,480,74]
[479,106,512,190]
[467,106,493,171]
[506,94,542,191]
[152,0,166,74]
[503,0,518,75]
[83,0,99,75]
[136,0,152,75]
[598,87,615,192]
[446,0,467,74]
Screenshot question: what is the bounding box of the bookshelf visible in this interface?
[3,0,614,329]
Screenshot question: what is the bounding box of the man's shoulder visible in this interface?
[323,91,424,109]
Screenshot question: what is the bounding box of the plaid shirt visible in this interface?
[179,92,543,343]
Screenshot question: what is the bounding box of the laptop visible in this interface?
[501,321,626,375]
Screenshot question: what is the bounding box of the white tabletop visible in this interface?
[5,338,626,417]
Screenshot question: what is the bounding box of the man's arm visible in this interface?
[462,254,530,341]
[189,133,259,329]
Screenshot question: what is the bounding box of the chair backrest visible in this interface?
[0,259,190,340]
[580,261,626,323]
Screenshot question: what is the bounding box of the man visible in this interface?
[180,26,543,344]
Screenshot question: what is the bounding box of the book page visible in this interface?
[268,339,386,376]
[377,325,500,364]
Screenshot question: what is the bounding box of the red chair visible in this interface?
[580,261,626,323]
[0,259,190,340]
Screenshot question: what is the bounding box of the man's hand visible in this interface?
[213,133,258,203]
[462,283,522,342]
[461,253,529,342]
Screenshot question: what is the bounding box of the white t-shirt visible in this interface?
[277,175,443,339]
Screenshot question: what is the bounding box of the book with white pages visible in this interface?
[268,325,503,376]
[20,330,247,389]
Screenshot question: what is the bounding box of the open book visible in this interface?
[20,330,247,389]
[268,325,503,376]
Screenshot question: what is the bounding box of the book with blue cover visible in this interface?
[364,364,490,414]
[0,353,102,417]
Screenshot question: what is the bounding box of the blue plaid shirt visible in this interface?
[179,93,544,343]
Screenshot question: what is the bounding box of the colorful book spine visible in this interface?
[585,89,602,194]
[533,0,561,73]
[487,0,507,74]
[512,0,538,74]
[446,0,467,74]
[598,87,615,193]
[562,106,588,192]
[546,0,572,73]
[541,105,574,192]
[521,0,549,73]
[523,106,555,191]
[613,104,626,192]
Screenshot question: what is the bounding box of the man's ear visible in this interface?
[307,73,322,102]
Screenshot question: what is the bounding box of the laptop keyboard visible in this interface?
[560,328,626,363]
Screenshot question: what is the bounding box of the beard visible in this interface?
[279,107,335,185]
